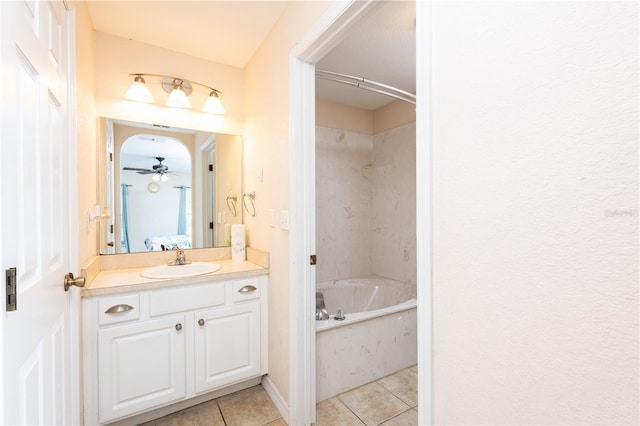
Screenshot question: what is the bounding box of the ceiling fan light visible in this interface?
[165,84,192,108]
[124,75,155,103]
[151,173,168,182]
[201,91,226,115]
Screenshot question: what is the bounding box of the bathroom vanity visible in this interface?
[81,250,269,425]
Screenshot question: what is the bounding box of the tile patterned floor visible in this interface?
[147,366,417,426]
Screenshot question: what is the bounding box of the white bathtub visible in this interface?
[315,275,417,401]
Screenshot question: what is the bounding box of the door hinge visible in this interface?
[6,267,17,312]
[209,164,213,172]
[209,222,214,229]
[110,224,114,234]
[109,152,113,162]
[310,255,317,266]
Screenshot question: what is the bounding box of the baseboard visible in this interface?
[261,375,289,424]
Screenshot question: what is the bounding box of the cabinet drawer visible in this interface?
[98,294,140,326]
[149,283,225,317]
[232,278,261,302]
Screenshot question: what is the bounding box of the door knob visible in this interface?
[64,272,86,291]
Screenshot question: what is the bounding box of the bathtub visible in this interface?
[315,275,417,401]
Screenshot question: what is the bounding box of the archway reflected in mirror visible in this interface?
[119,135,192,253]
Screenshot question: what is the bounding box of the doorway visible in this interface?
[288,1,432,425]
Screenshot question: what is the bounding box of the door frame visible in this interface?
[288,1,433,424]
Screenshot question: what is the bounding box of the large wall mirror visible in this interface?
[98,118,242,254]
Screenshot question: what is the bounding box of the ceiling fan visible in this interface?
[123,156,172,181]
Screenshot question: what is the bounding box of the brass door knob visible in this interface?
[64,272,86,292]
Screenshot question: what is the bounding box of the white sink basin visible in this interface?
[141,262,221,279]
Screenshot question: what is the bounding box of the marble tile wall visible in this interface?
[316,122,416,285]
[316,126,373,282]
[371,122,417,285]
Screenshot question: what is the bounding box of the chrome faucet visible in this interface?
[315,292,329,320]
[169,247,191,266]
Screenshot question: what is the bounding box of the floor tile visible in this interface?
[316,397,366,426]
[380,408,418,426]
[409,365,417,374]
[377,368,417,407]
[217,385,281,426]
[150,399,225,426]
[264,418,287,426]
[339,382,410,426]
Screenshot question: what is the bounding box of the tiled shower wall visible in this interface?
[371,122,417,284]
[316,122,416,284]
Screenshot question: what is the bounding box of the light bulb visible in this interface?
[165,83,192,108]
[124,75,154,103]
[201,91,226,115]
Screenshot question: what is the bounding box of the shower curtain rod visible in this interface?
[315,69,416,105]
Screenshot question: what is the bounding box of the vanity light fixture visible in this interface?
[124,74,155,103]
[124,73,226,115]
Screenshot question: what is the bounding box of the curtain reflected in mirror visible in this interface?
[97,118,243,255]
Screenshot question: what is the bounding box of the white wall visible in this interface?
[243,1,334,403]
[93,32,244,135]
[76,1,97,266]
[430,1,639,423]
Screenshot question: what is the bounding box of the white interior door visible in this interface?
[0,1,73,424]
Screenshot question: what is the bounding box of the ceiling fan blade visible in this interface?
[123,167,156,175]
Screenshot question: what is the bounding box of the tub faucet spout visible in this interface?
[315,292,329,320]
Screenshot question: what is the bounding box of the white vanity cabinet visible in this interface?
[193,277,263,393]
[97,314,187,421]
[82,275,268,425]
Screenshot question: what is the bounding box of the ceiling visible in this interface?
[316,1,416,110]
[86,1,415,111]
[117,120,199,174]
[86,1,289,69]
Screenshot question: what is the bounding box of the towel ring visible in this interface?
[226,195,237,217]
[243,192,256,216]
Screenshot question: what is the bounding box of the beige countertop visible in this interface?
[82,259,268,297]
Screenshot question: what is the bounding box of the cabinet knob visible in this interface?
[175,323,183,331]
[198,319,205,326]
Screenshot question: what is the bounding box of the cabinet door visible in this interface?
[194,303,261,393]
[98,315,186,423]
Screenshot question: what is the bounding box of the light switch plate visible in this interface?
[280,210,290,230]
